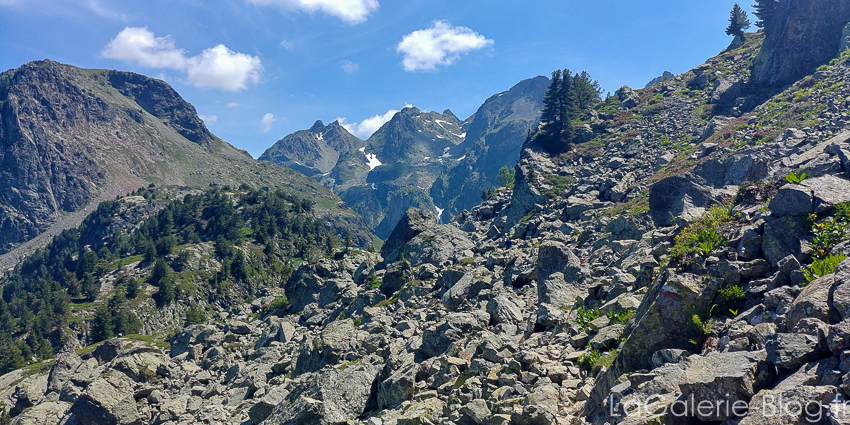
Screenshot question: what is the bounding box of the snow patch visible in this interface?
[359,146,366,152]
[434,119,450,127]
[370,183,377,190]
[457,155,466,161]
[316,133,324,142]
[435,205,445,224]
[441,147,452,158]
[363,150,382,170]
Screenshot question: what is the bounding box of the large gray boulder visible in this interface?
[381,208,436,263]
[678,350,767,421]
[765,333,822,370]
[486,295,524,325]
[266,355,383,425]
[800,174,850,213]
[619,270,718,371]
[67,370,140,425]
[648,174,718,227]
[710,78,744,104]
[691,154,770,188]
[762,217,809,266]
[400,225,474,267]
[293,319,365,376]
[420,313,485,358]
[768,184,813,217]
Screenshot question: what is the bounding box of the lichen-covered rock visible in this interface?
[768,184,813,217]
[67,370,140,425]
[401,224,475,267]
[266,355,382,425]
[678,350,766,421]
[648,174,717,227]
[762,216,809,266]
[619,270,717,371]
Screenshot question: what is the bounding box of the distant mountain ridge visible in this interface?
[261,76,548,237]
[0,60,374,258]
[258,120,364,177]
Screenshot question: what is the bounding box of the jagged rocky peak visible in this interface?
[259,118,364,177]
[753,0,850,86]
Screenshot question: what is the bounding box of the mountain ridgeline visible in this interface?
[261,76,549,237]
[0,60,374,261]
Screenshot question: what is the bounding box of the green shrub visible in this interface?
[804,254,848,284]
[717,285,745,307]
[670,203,735,266]
[265,295,290,315]
[542,174,577,199]
[185,307,207,325]
[459,257,474,266]
[575,306,601,330]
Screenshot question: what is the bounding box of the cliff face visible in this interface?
[752,0,850,87]
[0,60,374,255]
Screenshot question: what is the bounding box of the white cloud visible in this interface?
[337,105,410,138]
[261,113,278,133]
[102,27,262,92]
[227,102,242,108]
[397,20,493,72]
[185,45,262,91]
[341,60,359,74]
[199,115,218,124]
[279,39,294,50]
[247,0,379,24]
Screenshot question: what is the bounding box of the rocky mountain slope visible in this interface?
[6,4,850,425]
[0,60,374,261]
[258,120,364,177]
[262,77,547,238]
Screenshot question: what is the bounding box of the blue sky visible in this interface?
[0,0,755,157]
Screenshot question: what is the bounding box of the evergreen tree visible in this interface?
[752,0,778,32]
[497,165,516,188]
[536,69,602,153]
[726,4,751,37]
[125,278,139,299]
[91,307,114,342]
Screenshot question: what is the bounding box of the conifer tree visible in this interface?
[726,4,751,37]
[536,69,601,153]
[752,0,778,32]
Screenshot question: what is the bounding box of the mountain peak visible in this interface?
[310,120,326,133]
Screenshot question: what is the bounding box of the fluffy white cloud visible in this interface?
[337,105,410,138]
[102,27,262,92]
[397,21,493,72]
[261,113,278,133]
[227,102,242,108]
[185,45,262,91]
[247,0,378,24]
[199,115,218,124]
[341,60,359,74]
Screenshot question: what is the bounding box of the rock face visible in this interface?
[381,207,437,263]
[752,0,850,87]
[259,120,365,177]
[431,76,548,220]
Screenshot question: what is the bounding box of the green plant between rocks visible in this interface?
[670,202,735,267]
[804,254,848,284]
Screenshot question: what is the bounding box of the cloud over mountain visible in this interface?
[102,27,262,92]
[397,20,493,72]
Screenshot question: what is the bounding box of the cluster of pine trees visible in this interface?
[0,186,337,373]
[534,69,602,154]
[726,1,779,38]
